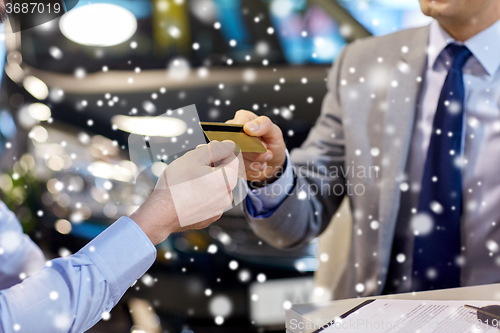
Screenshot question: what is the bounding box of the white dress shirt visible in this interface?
[248,18,500,288]
[0,201,156,332]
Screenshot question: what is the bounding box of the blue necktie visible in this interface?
[412,44,472,291]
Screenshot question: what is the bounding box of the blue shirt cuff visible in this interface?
[246,150,295,218]
[77,216,157,304]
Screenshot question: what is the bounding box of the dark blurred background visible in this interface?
[0,0,430,332]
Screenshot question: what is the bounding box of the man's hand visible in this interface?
[131,141,239,245]
[226,110,287,185]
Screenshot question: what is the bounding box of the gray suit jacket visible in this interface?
[244,25,430,299]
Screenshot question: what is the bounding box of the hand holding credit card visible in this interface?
[200,122,267,153]
[219,110,288,185]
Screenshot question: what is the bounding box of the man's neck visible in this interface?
[438,9,500,41]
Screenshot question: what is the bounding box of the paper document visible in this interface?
[320,299,500,332]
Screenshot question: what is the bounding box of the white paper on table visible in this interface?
[319,299,500,333]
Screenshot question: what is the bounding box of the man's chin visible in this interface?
[420,0,454,18]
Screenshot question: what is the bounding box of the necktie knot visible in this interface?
[446,44,472,70]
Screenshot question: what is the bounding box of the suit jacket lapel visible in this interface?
[376,25,430,292]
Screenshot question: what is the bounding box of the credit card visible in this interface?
[200,122,267,153]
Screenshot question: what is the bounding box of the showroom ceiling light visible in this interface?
[87,161,135,182]
[59,3,137,47]
[28,103,51,121]
[23,76,49,100]
[111,115,187,137]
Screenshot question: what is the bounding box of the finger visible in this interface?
[230,109,259,125]
[243,116,283,144]
[195,140,236,165]
[196,144,208,149]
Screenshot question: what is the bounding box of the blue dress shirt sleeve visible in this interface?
[0,202,45,290]
[0,214,157,333]
[246,150,296,218]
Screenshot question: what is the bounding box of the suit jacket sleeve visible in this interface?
[243,45,350,249]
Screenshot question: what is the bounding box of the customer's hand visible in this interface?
[131,141,239,245]
[226,110,286,185]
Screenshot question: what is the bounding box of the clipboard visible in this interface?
[312,299,376,333]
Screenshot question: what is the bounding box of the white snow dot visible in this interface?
[283,300,292,310]
[426,268,437,280]
[370,221,379,230]
[307,97,314,103]
[267,27,274,34]
[251,294,259,301]
[205,288,212,296]
[229,260,238,270]
[238,269,251,282]
[207,244,218,254]
[370,147,380,157]
[141,274,154,287]
[400,182,409,192]
[130,41,138,49]
[101,312,111,320]
[319,253,329,262]
[355,283,365,293]
[50,291,59,300]
[192,43,200,50]
[486,240,499,253]
[74,68,86,79]
[229,39,237,47]
[215,316,224,325]
[411,213,433,236]
[301,77,308,84]
[297,191,307,200]
[13,324,20,331]
[391,80,398,88]
[401,46,409,53]
[396,253,406,263]
[257,273,266,283]
[430,201,443,214]
[214,22,221,29]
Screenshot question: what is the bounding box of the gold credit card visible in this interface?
[200,122,267,153]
